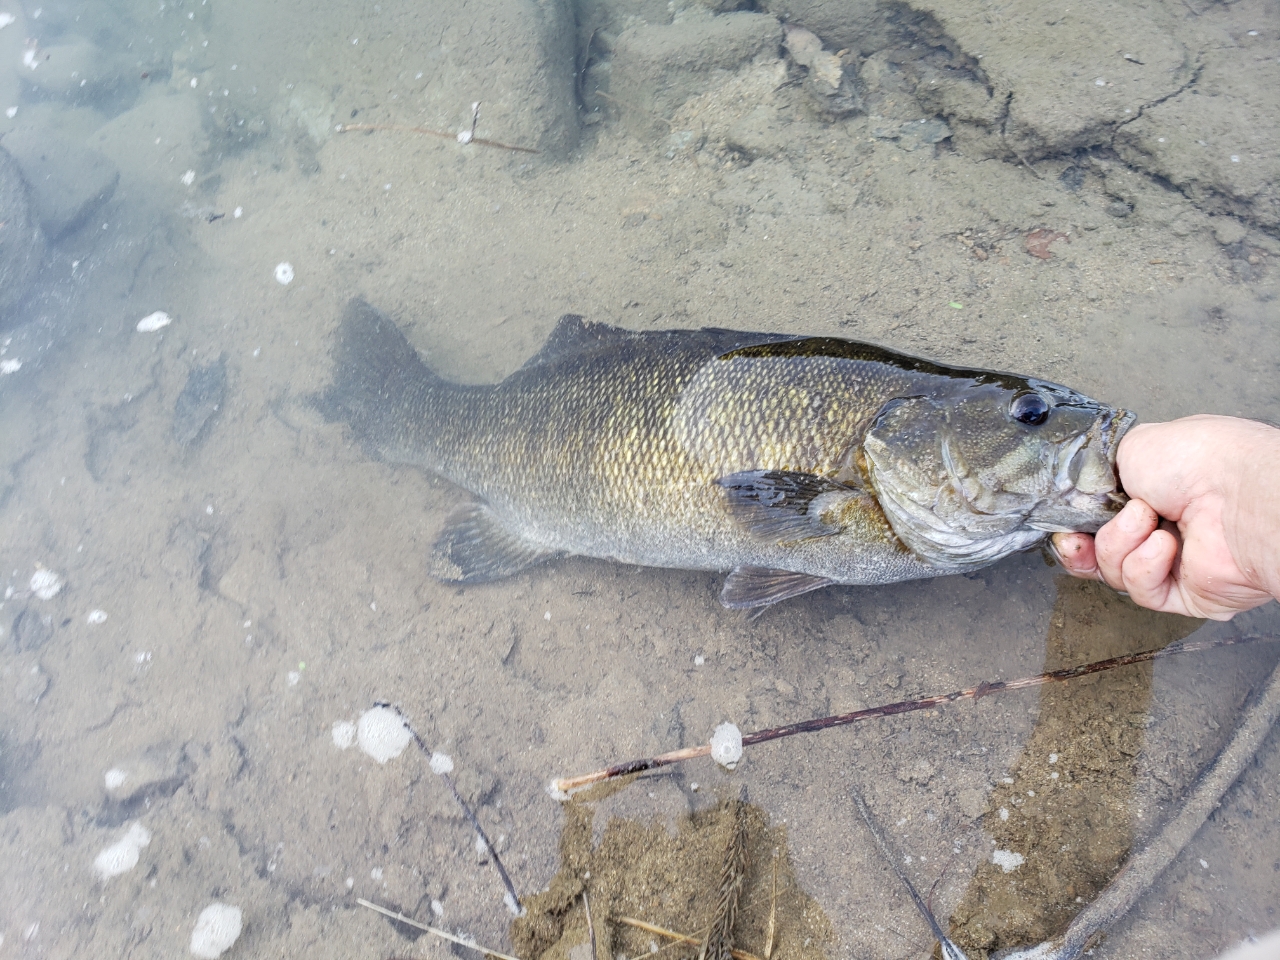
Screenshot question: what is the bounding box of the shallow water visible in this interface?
[1,0,1278,958]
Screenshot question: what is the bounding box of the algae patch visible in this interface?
[513,786,831,960]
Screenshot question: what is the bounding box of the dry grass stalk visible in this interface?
[764,852,778,960]
[700,791,751,960]
[615,917,764,960]
[336,122,539,154]
[356,898,522,960]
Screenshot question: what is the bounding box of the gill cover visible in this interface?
[863,381,1133,569]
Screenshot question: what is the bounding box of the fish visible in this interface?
[321,299,1134,611]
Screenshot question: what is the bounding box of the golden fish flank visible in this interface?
[322,299,1134,611]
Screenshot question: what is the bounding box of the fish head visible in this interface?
[863,376,1134,568]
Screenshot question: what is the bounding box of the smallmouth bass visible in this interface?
[322,299,1133,611]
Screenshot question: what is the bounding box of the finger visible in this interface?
[1118,529,1181,613]
[1050,532,1099,579]
[1094,499,1160,589]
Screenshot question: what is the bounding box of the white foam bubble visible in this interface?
[331,721,356,749]
[356,706,411,763]
[29,568,62,600]
[710,722,743,770]
[136,311,172,332]
[274,262,294,285]
[429,751,453,775]
[93,822,151,880]
[189,902,242,958]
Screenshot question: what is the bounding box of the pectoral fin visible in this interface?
[718,470,866,543]
[430,505,559,583]
[720,566,835,611]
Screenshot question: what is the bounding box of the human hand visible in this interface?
[1053,416,1280,620]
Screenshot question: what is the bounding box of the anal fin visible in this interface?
[720,566,835,612]
[430,505,558,583]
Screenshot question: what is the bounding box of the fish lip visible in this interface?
[1030,404,1137,533]
[1099,406,1137,497]
[1101,407,1137,459]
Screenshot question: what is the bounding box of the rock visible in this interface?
[1113,53,1280,229]
[761,0,895,57]
[611,13,784,139]
[900,0,1192,161]
[11,605,54,651]
[173,356,228,448]
[22,38,131,100]
[219,0,579,159]
[0,145,43,326]
[89,89,208,198]
[2,126,119,240]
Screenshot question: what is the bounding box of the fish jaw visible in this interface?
[1028,405,1136,533]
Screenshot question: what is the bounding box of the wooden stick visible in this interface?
[356,898,522,960]
[549,633,1276,797]
[336,122,540,154]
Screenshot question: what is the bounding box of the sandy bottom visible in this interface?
[1,1,1279,958]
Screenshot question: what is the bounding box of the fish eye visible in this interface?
[1010,392,1050,425]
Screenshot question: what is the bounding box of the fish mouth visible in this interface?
[1032,405,1137,533]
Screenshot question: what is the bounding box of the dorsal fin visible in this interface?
[520,315,637,369]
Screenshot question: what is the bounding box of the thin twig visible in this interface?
[615,916,765,960]
[1011,148,1043,179]
[336,122,540,154]
[850,784,968,960]
[584,888,598,960]
[549,634,1275,796]
[356,898,522,960]
[385,705,524,915]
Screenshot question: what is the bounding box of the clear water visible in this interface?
[0,1,1277,958]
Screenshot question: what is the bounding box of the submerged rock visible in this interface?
[3,127,119,240]
[611,13,784,139]
[173,356,228,449]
